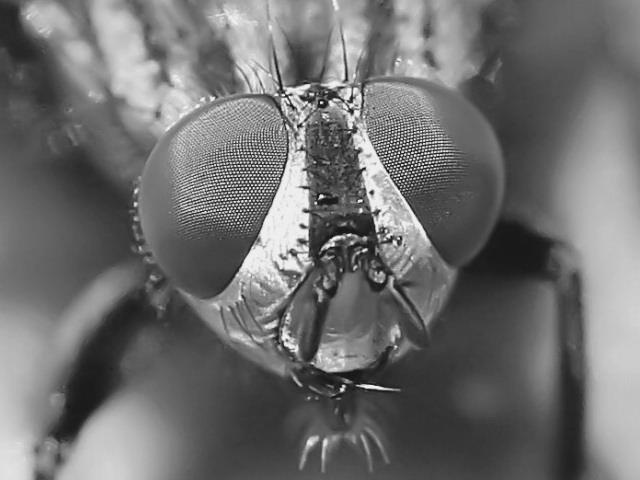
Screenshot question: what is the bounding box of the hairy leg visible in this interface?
[468,219,586,480]
[33,262,164,480]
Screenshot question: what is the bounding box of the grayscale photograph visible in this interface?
[0,0,638,479]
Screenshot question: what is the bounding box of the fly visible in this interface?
[15,1,586,478]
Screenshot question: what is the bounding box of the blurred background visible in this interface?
[1,0,639,479]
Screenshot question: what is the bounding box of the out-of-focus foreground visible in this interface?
[0,0,639,479]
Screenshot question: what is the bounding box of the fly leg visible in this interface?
[467,219,585,480]
[33,261,168,480]
[291,391,392,473]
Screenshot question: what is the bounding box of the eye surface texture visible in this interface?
[138,95,288,298]
[362,77,504,266]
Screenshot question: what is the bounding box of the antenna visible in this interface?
[265,1,296,111]
[251,61,278,91]
[234,62,254,93]
[331,0,349,82]
[350,46,367,102]
[266,0,285,94]
[317,26,335,82]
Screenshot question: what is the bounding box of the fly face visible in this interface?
[137,78,502,395]
[274,83,457,382]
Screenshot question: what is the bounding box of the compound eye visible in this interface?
[362,77,504,266]
[138,95,288,298]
